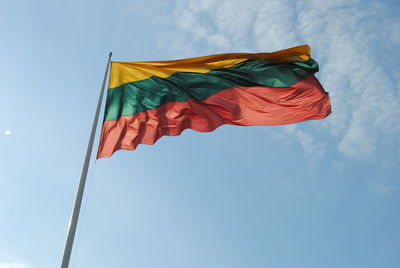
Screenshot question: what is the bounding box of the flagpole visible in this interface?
[60,52,112,268]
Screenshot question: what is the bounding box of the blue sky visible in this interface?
[1,0,399,267]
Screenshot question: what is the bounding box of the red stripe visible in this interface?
[97,74,331,158]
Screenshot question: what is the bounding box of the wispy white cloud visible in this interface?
[297,0,400,162]
[130,0,400,164]
[282,125,327,167]
[369,181,399,195]
[0,262,31,268]
[329,160,346,183]
[0,252,32,268]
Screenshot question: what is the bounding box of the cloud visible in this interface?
[0,262,31,268]
[282,125,327,167]
[135,0,400,164]
[302,0,400,161]
[369,181,399,195]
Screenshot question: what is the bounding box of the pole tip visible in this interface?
[109,52,112,57]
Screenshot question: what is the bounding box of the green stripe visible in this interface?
[104,59,319,121]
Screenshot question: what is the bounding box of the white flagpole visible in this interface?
[60,52,112,268]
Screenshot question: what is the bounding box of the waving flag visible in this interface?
[97,45,331,158]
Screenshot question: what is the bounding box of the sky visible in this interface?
[0,0,399,267]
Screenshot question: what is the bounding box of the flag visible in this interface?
[97,45,331,158]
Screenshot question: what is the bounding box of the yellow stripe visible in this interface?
[109,45,311,88]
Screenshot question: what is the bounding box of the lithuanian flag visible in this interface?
[97,45,331,158]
